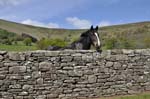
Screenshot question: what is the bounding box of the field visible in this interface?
[0,44,37,51]
[99,93,150,99]
[0,19,150,51]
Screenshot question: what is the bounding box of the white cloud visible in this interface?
[21,19,60,28]
[66,17,92,29]
[0,0,27,6]
[98,21,111,27]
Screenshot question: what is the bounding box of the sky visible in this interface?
[0,0,150,29]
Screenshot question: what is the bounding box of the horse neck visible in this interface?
[79,36,92,50]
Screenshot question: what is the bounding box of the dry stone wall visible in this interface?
[0,49,150,99]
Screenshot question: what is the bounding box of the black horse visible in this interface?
[47,25,101,52]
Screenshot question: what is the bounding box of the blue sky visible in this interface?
[0,0,150,29]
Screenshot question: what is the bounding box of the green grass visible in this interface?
[99,93,150,99]
[0,44,37,51]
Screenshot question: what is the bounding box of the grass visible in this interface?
[99,93,150,99]
[0,44,37,51]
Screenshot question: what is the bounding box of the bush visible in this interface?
[36,38,67,50]
[23,38,32,46]
[104,38,117,49]
[144,37,150,48]
[117,38,134,49]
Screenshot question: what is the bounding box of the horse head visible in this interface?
[81,25,101,51]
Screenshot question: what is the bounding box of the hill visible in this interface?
[0,19,150,49]
[0,19,84,40]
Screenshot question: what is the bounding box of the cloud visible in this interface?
[0,0,26,6]
[21,19,60,28]
[66,17,92,29]
[98,21,111,27]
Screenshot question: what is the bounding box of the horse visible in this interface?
[47,25,102,52]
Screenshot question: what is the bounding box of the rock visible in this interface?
[37,78,43,85]
[19,91,28,96]
[0,51,7,55]
[32,71,41,79]
[9,66,26,73]
[0,55,4,60]
[47,94,58,98]
[8,52,25,61]
[106,62,114,67]
[88,75,97,83]
[23,85,33,90]
[39,62,53,72]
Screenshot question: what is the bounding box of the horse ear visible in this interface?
[90,25,94,30]
[95,26,98,30]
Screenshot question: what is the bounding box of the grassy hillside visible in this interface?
[0,19,150,51]
[0,19,84,40]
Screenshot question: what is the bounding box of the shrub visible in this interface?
[23,38,32,46]
[36,38,67,50]
[144,37,150,48]
[104,38,117,49]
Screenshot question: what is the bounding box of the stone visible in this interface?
[88,75,97,83]
[61,56,73,62]
[72,53,82,57]
[19,91,28,96]
[122,49,134,55]
[39,62,53,72]
[37,78,43,85]
[37,95,46,99]
[8,52,25,61]
[9,66,26,73]
[47,94,58,98]
[0,55,4,60]
[0,51,7,55]
[45,51,60,56]
[106,62,114,67]
[23,85,33,90]
[32,71,41,79]
[114,62,122,70]
[0,75,6,80]
[9,84,21,89]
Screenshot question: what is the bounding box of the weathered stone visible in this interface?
[72,53,82,57]
[19,91,28,96]
[114,62,122,70]
[8,52,25,61]
[39,62,53,72]
[0,55,4,60]
[88,75,97,83]
[23,85,33,90]
[37,95,46,99]
[9,66,26,73]
[9,84,21,89]
[0,51,7,55]
[61,56,73,62]
[106,62,114,67]
[47,94,58,98]
[45,51,60,56]
[32,71,41,79]
[37,78,43,85]
[0,75,6,80]
[4,62,19,66]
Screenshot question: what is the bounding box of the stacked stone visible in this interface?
[0,49,150,99]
